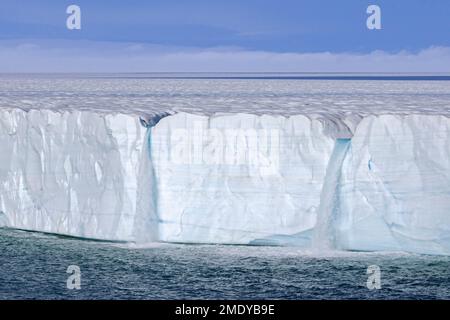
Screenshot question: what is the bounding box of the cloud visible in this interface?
[0,39,449,72]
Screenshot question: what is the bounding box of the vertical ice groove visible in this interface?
[132,126,159,242]
[313,138,351,251]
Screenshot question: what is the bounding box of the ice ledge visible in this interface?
[1,109,450,255]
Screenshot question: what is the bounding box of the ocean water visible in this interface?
[1,228,449,300]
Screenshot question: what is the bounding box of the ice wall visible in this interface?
[337,115,450,255]
[0,109,158,241]
[150,112,349,245]
[1,109,450,255]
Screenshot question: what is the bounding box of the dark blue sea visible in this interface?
[0,228,449,300]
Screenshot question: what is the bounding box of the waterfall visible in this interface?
[133,126,160,242]
[312,138,351,251]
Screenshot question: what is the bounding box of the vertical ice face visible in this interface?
[0,109,158,241]
[338,115,450,255]
[150,112,349,245]
[2,108,450,255]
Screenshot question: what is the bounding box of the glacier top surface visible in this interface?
[0,73,449,118]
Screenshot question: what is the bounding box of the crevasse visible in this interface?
[1,110,450,255]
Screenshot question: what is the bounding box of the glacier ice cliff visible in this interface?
[337,115,450,255]
[0,109,158,241]
[1,109,450,254]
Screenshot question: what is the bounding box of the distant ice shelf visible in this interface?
[1,108,450,255]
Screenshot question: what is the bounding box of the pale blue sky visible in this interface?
[0,0,449,71]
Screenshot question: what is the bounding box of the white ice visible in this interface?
[0,109,157,241]
[1,76,450,255]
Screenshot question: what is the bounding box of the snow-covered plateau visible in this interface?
[1,76,450,255]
